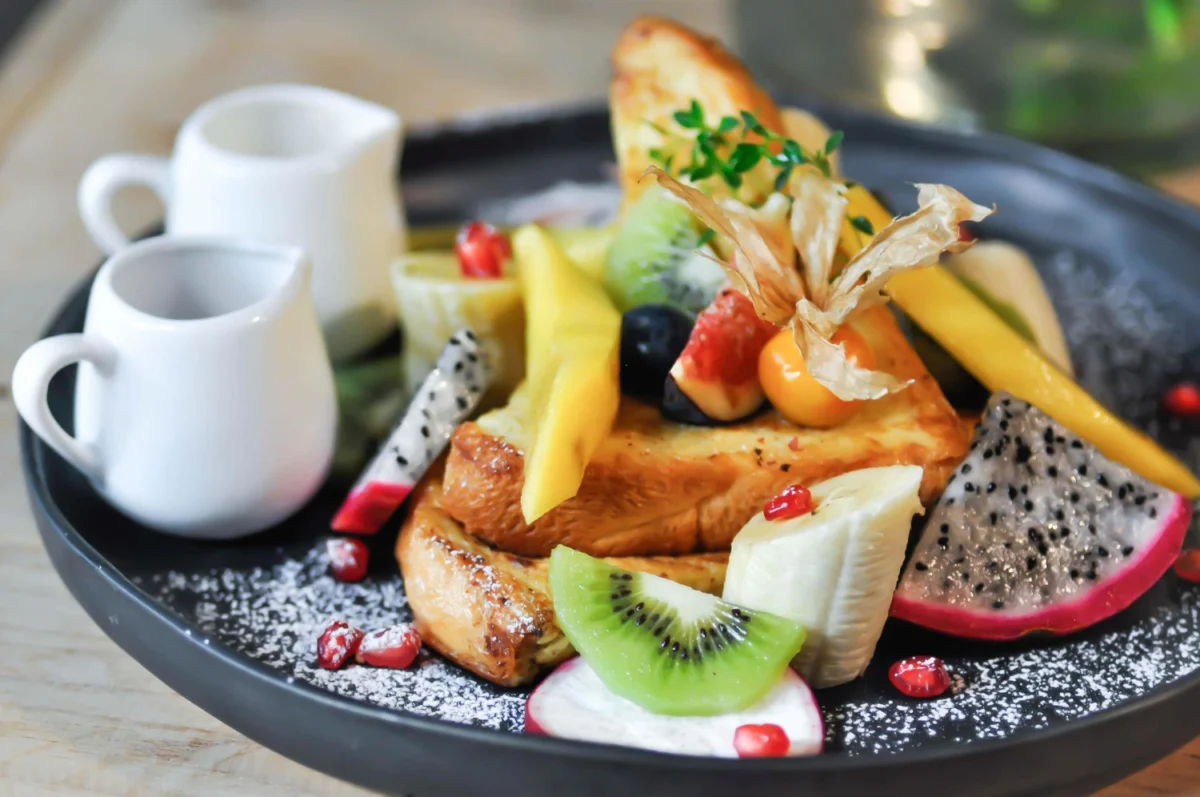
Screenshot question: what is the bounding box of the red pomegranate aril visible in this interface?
[958,224,976,243]
[317,620,364,670]
[1164,382,1200,418]
[356,625,422,669]
[889,656,951,699]
[326,537,369,583]
[763,484,814,521]
[733,723,791,758]
[455,221,510,279]
[1174,549,1200,583]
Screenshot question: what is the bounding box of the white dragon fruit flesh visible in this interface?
[891,393,1192,640]
[331,329,491,534]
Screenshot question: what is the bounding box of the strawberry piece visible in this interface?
[356,625,422,669]
[317,620,364,670]
[1164,382,1200,418]
[326,537,368,583]
[889,656,951,699]
[733,723,791,758]
[1174,549,1200,583]
[763,484,814,521]
[455,221,510,279]
[331,481,413,534]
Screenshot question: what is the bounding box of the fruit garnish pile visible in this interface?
[314,14,1200,763]
[647,160,991,401]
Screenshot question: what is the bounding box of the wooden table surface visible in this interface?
[0,2,1197,795]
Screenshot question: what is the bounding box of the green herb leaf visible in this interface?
[722,166,743,189]
[718,115,739,133]
[782,139,804,164]
[824,130,844,154]
[728,142,762,173]
[697,228,716,247]
[774,165,793,192]
[740,110,765,135]
[817,158,833,178]
[850,215,875,235]
[673,109,700,129]
[689,163,715,181]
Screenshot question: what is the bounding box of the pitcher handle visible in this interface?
[13,334,117,482]
[78,154,170,255]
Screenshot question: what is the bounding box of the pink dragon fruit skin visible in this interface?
[332,329,490,534]
[891,393,1192,640]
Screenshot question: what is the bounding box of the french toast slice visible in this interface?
[442,306,969,558]
[610,16,784,206]
[396,478,727,687]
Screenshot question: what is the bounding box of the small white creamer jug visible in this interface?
[13,237,337,538]
[78,84,406,361]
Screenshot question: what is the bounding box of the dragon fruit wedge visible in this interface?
[891,392,1192,640]
[331,329,491,534]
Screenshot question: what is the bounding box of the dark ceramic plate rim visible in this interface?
[20,99,1200,785]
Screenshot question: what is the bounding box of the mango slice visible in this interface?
[513,225,622,522]
[840,188,1200,498]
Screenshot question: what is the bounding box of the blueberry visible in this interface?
[619,305,693,402]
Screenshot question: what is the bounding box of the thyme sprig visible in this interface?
[647,100,843,193]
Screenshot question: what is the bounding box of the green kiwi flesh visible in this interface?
[548,545,806,716]
[603,186,726,315]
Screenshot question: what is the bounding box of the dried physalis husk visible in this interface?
[792,180,993,400]
[645,164,993,402]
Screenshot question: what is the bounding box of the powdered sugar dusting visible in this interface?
[830,584,1200,753]
[140,546,526,731]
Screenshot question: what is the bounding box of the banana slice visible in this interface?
[391,253,525,406]
[722,466,924,689]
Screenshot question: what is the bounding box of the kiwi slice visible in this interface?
[548,546,806,716]
[603,187,726,316]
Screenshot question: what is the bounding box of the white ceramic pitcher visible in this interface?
[12,237,337,538]
[78,84,406,362]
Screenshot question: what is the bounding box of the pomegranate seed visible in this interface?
[1164,382,1200,418]
[455,221,510,279]
[763,484,814,521]
[733,723,791,758]
[356,625,422,669]
[317,620,364,670]
[326,537,368,583]
[889,656,951,699]
[1174,549,1200,583]
[958,224,976,243]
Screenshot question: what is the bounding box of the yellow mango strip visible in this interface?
[840,186,1200,498]
[513,225,621,522]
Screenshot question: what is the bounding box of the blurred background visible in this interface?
[0,2,1197,795]
[737,0,1200,174]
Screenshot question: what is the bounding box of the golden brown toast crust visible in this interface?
[396,479,727,687]
[610,16,783,205]
[442,308,968,558]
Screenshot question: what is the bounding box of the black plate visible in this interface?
[20,102,1200,797]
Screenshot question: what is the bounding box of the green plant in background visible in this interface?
[1005,0,1200,168]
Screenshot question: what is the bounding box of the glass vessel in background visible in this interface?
[734,0,1200,173]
